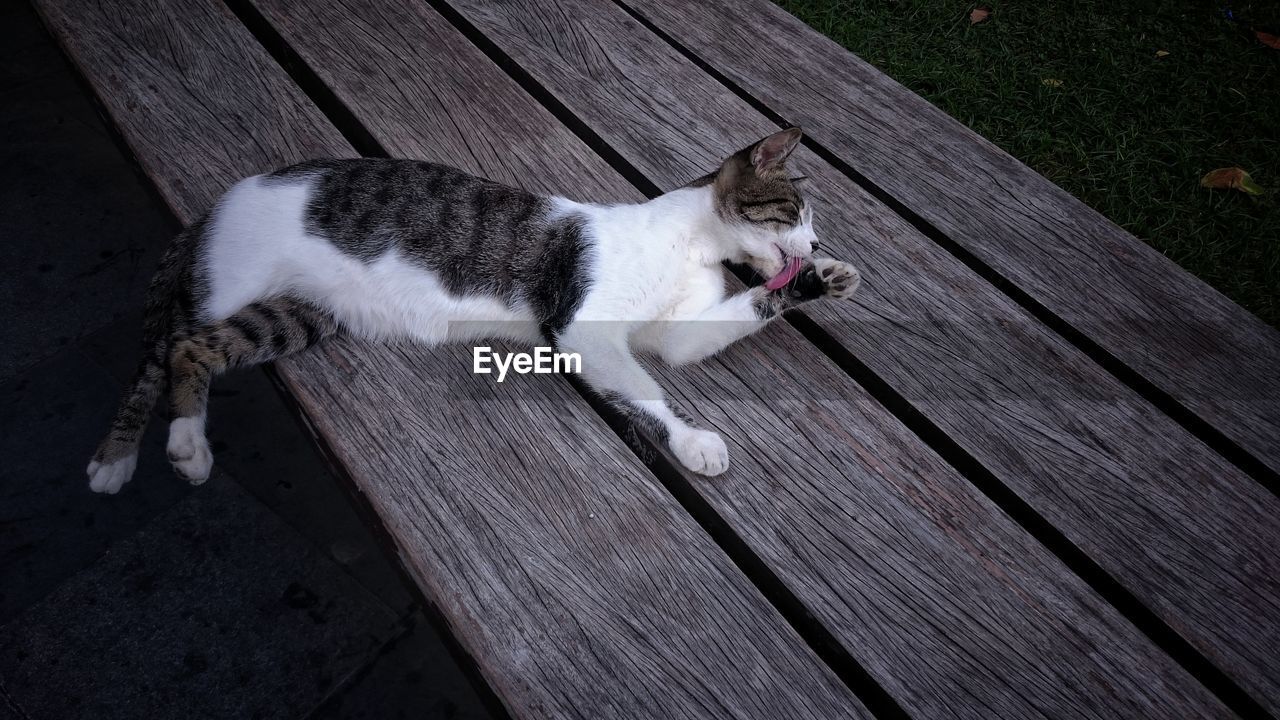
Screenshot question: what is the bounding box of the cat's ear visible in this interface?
[750,127,802,174]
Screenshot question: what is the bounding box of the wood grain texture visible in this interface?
[32,0,870,717]
[627,0,1280,475]
[441,0,1280,711]
[285,340,863,720]
[32,0,353,219]
[250,0,1241,716]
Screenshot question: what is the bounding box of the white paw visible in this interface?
[814,258,861,299]
[672,429,730,476]
[167,416,213,485]
[87,454,138,494]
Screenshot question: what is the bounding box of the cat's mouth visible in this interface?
[764,248,805,291]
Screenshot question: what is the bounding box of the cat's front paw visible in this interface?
[167,417,213,485]
[814,258,861,299]
[780,264,827,303]
[672,429,729,476]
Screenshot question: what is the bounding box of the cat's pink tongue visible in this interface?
[765,257,804,291]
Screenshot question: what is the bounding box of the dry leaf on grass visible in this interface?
[970,6,991,24]
[1256,31,1280,49]
[1155,50,1170,58]
[1042,78,1064,87]
[1200,167,1265,195]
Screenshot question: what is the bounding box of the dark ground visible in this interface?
[0,2,492,718]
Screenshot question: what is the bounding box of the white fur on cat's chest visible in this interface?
[560,197,724,324]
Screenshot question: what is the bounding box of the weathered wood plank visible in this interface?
[34,0,352,219]
[627,0,1280,476]
[286,341,867,720]
[252,0,1241,716]
[439,0,1280,711]
[31,0,872,717]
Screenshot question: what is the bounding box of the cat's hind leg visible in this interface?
[88,224,202,494]
[166,296,338,484]
[87,347,165,494]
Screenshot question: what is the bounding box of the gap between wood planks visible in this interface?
[412,2,1273,717]
[606,0,1279,503]
[218,0,1268,717]
[222,1,906,716]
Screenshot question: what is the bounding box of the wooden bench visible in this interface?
[35,0,1280,717]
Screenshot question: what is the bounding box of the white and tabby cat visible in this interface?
[88,128,860,493]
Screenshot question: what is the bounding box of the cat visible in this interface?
[87,127,860,494]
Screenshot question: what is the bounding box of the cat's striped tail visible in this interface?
[87,219,203,494]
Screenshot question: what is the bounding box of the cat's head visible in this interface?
[705,128,818,281]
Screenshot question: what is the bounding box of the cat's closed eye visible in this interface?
[741,200,799,226]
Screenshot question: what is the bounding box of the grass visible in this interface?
[776,0,1280,326]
